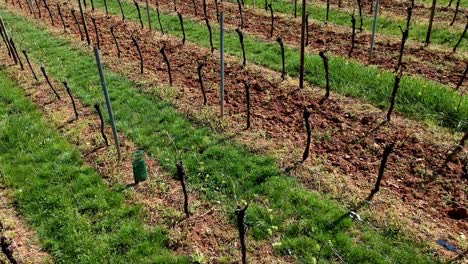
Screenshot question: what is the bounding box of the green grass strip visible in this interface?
[0,7,440,263]
[98,0,467,131]
[0,71,188,263]
[241,0,467,50]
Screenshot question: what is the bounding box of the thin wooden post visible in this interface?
[299,0,306,89]
[220,10,225,117]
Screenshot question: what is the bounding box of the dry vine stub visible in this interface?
[349,12,356,57]
[57,2,66,32]
[455,63,468,91]
[40,64,61,100]
[91,17,100,50]
[244,80,251,129]
[236,28,246,67]
[156,3,164,34]
[110,25,121,58]
[319,50,330,102]
[94,104,110,146]
[197,62,207,105]
[453,20,467,52]
[269,3,274,38]
[235,203,249,264]
[276,36,286,80]
[9,37,24,70]
[71,9,84,41]
[131,35,144,74]
[22,50,38,81]
[78,0,91,45]
[134,0,144,29]
[63,80,79,120]
[386,72,402,122]
[205,17,214,53]
[425,0,437,45]
[236,0,244,29]
[177,12,186,44]
[366,143,395,202]
[160,44,173,86]
[396,1,414,73]
[43,0,55,26]
[176,160,190,218]
[357,0,363,31]
[302,107,312,162]
[450,0,460,26]
[117,0,125,20]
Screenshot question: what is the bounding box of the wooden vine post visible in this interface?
[71,9,84,41]
[366,143,394,202]
[34,0,42,18]
[197,62,207,105]
[40,64,61,100]
[78,0,91,45]
[22,50,38,80]
[131,36,144,74]
[0,18,13,59]
[425,0,437,45]
[160,44,173,86]
[9,38,23,70]
[244,80,251,129]
[43,0,55,26]
[276,37,286,80]
[302,107,312,162]
[235,203,249,264]
[236,28,246,67]
[205,18,214,52]
[299,0,306,89]
[57,3,66,32]
[294,0,297,18]
[94,104,110,146]
[176,160,190,218]
[63,80,79,120]
[94,47,122,160]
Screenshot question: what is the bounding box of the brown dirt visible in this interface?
[308,0,467,29]
[0,41,289,263]
[0,187,53,264]
[151,0,467,88]
[5,1,468,260]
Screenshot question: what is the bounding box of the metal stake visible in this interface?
[220,10,225,117]
[93,47,121,160]
[369,0,381,62]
